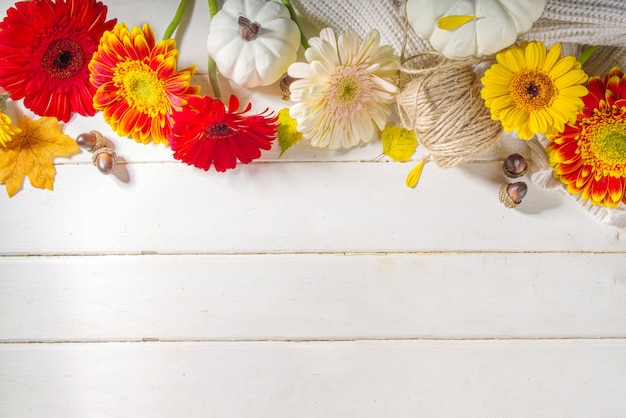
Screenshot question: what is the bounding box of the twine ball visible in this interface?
[396,53,502,168]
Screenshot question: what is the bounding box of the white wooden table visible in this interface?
[1,1,625,416]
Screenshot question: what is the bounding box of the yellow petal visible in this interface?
[549,56,577,79]
[542,43,562,73]
[437,15,477,31]
[406,157,426,189]
[554,70,589,90]
[525,42,547,70]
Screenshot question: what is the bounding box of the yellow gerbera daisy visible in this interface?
[481,41,588,140]
[287,28,399,150]
[0,111,20,147]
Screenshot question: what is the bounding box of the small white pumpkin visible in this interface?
[406,0,546,59]
[207,0,301,88]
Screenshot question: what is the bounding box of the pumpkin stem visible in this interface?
[238,16,261,41]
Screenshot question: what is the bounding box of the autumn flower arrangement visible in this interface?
[0,0,624,220]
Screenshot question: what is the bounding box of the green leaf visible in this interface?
[381,126,418,162]
[277,108,303,157]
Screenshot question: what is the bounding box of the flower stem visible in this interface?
[577,45,597,66]
[207,56,222,100]
[280,0,309,49]
[162,0,190,40]
[207,0,222,100]
[208,0,218,17]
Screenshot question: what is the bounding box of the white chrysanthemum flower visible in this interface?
[287,28,400,150]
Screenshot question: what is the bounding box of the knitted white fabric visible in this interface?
[291,0,429,57]
[292,0,626,73]
[525,0,626,47]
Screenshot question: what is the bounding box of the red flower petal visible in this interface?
[586,77,606,103]
[0,0,116,122]
[169,95,278,172]
[606,74,622,101]
[618,75,626,101]
[591,175,609,203]
[607,176,624,204]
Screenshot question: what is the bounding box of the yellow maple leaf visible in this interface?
[0,116,80,198]
[277,108,303,157]
[381,126,418,162]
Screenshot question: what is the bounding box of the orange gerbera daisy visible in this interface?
[546,67,626,207]
[89,23,199,145]
[0,0,116,122]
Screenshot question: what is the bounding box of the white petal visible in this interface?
[288,62,312,79]
[371,75,399,95]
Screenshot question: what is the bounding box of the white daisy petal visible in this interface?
[371,75,400,95]
[318,28,337,47]
[288,62,312,79]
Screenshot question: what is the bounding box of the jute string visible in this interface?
[396,53,503,168]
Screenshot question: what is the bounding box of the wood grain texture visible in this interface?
[1,253,626,342]
[2,340,626,418]
[1,162,624,255]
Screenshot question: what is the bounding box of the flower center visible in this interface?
[581,107,626,177]
[336,77,360,104]
[41,39,84,79]
[113,60,169,116]
[509,70,555,111]
[205,122,235,139]
[326,65,371,118]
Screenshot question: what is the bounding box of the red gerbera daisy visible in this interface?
[169,95,278,172]
[546,67,626,207]
[0,0,116,122]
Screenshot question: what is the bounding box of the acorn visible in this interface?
[76,130,106,152]
[92,147,116,175]
[76,132,96,150]
[499,182,528,208]
[503,153,527,178]
[279,74,296,100]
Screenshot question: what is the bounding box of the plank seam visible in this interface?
[2,337,626,345]
[0,250,625,257]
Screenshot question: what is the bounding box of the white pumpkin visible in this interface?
[207,0,301,88]
[406,0,546,59]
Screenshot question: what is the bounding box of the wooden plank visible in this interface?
[2,253,625,341]
[1,339,626,417]
[1,162,623,255]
